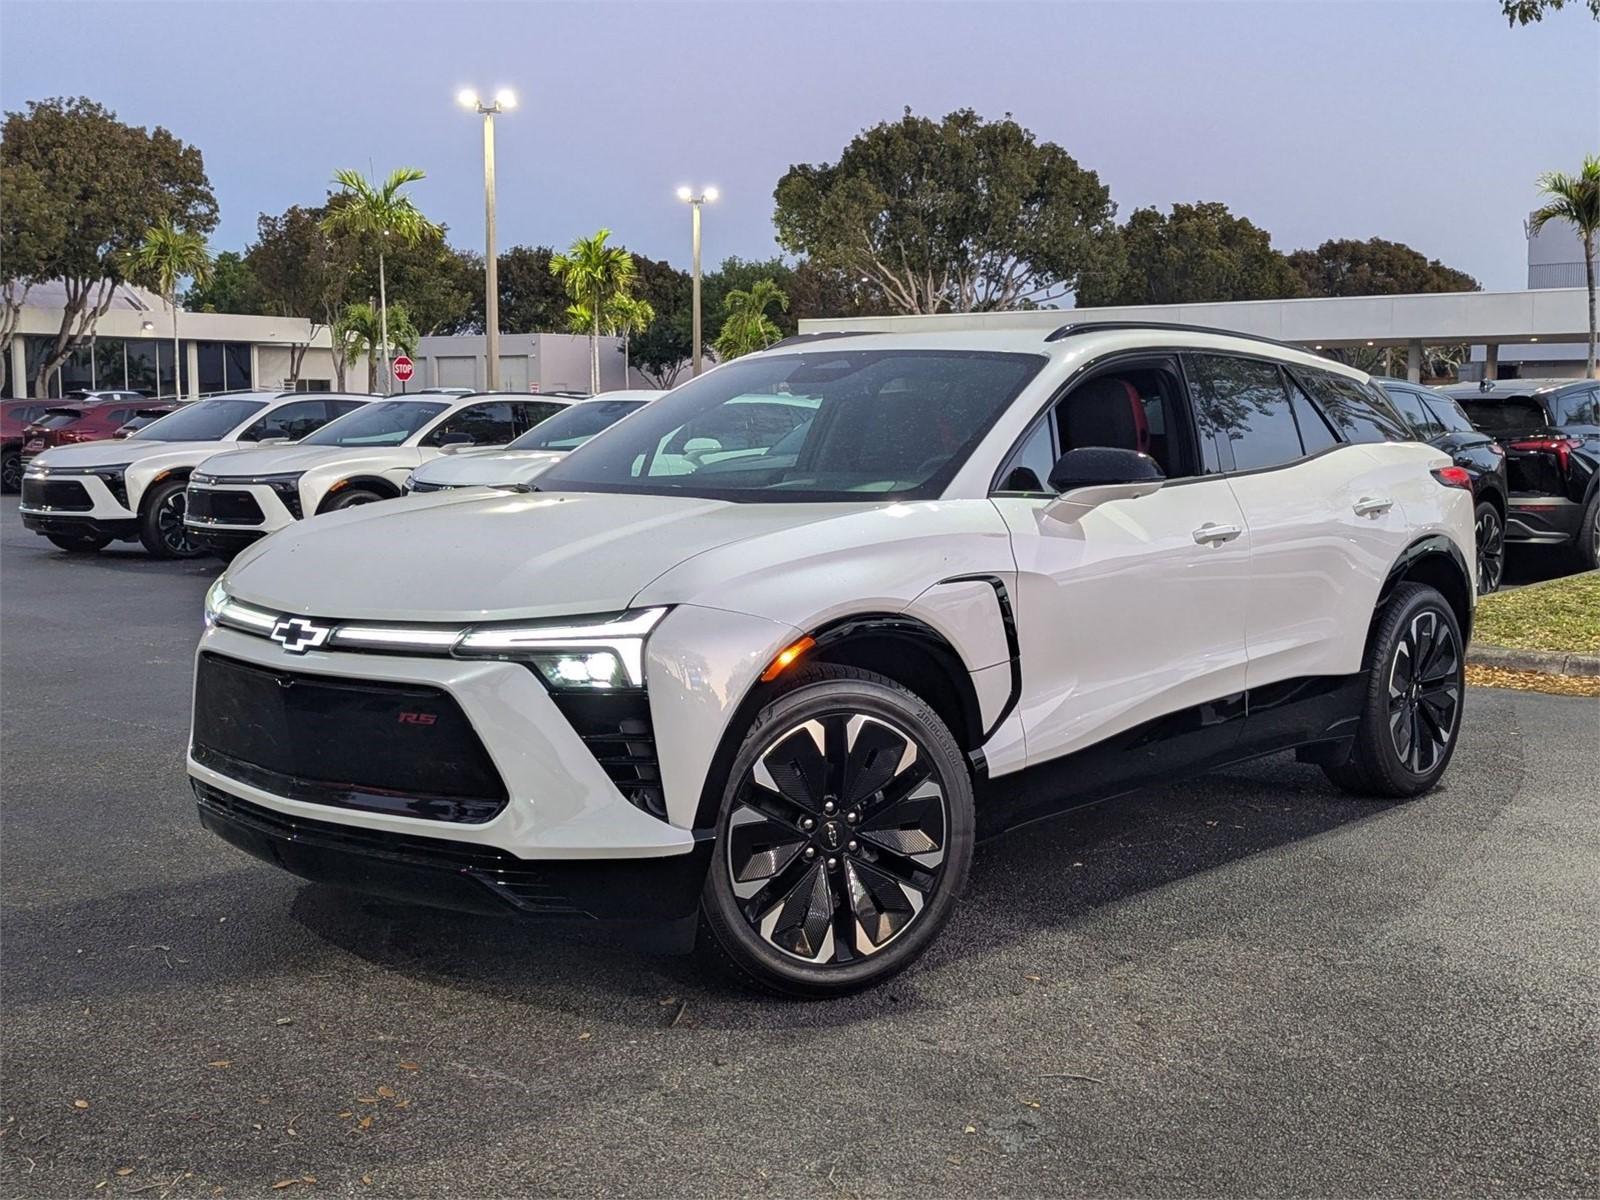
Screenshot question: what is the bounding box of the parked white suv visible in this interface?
[185,392,569,557]
[20,391,369,557]
[403,392,659,493]
[190,324,1475,995]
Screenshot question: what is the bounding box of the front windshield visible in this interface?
[536,349,1042,502]
[130,398,268,442]
[301,400,448,447]
[507,399,648,451]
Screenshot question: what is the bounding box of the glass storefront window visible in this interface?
[155,341,188,399]
[94,339,128,391]
[225,343,252,390]
[196,342,226,395]
[126,339,159,394]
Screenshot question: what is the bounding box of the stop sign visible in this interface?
[391,355,415,383]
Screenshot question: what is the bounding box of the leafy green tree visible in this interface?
[322,168,442,383]
[625,254,693,387]
[246,204,357,385]
[183,251,263,314]
[550,229,637,392]
[361,238,479,336]
[126,217,213,398]
[606,294,656,383]
[788,260,890,323]
[1075,202,1306,307]
[0,159,50,394]
[1501,0,1598,23]
[1288,237,1480,297]
[469,245,570,333]
[714,279,789,360]
[774,108,1116,313]
[1,97,216,397]
[1530,155,1600,378]
[703,257,797,345]
[335,301,418,393]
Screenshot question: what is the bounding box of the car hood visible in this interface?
[29,439,233,471]
[410,449,566,488]
[200,444,405,477]
[225,490,873,622]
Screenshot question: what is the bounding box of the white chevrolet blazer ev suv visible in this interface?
[21,391,370,558]
[190,323,1477,995]
[403,392,659,494]
[184,392,572,557]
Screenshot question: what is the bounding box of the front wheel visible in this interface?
[138,478,206,559]
[322,487,386,513]
[1,449,21,494]
[1323,582,1464,799]
[1474,501,1505,595]
[698,664,974,997]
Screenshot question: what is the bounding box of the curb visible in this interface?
[1468,642,1600,678]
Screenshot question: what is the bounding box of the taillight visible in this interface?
[1508,435,1581,473]
[1431,465,1473,490]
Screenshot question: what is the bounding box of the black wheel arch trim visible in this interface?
[319,475,402,511]
[1377,534,1474,644]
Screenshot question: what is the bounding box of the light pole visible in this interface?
[459,87,516,391]
[677,186,718,376]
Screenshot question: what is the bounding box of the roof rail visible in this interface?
[1043,320,1319,356]
[768,331,878,350]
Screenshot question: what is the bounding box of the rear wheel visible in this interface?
[698,664,974,997]
[1323,583,1464,799]
[138,478,205,559]
[1474,501,1505,595]
[1,449,21,494]
[1575,490,1600,573]
[46,531,112,553]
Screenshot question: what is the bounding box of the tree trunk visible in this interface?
[32,278,115,398]
[378,251,391,393]
[591,306,601,393]
[1587,233,1597,381]
[623,331,630,384]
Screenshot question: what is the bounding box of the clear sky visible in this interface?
[2,0,1596,293]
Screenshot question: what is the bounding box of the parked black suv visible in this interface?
[1442,379,1600,571]
[1380,379,1510,593]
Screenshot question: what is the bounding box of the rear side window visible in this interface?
[1423,395,1477,435]
[1381,385,1445,441]
[1297,370,1409,443]
[514,401,566,433]
[1286,374,1339,454]
[1557,387,1600,427]
[242,400,333,442]
[1186,354,1305,472]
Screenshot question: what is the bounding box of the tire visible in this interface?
[1574,489,1600,573]
[1,449,21,494]
[1473,501,1505,595]
[322,487,386,513]
[137,477,205,559]
[697,664,975,998]
[1322,582,1465,800]
[45,531,112,553]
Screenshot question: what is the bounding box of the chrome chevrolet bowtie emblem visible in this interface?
[270,616,331,654]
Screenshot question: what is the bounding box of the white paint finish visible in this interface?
[969,661,1014,731]
[406,448,564,489]
[1224,445,1421,684]
[995,479,1253,764]
[905,578,1012,672]
[1359,440,1477,602]
[645,604,802,828]
[189,626,694,859]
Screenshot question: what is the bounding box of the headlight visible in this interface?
[452,607,667,688]
[203,577,229,627]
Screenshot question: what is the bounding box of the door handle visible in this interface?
[1353,496,1394,517]
[1192,522,1242,545]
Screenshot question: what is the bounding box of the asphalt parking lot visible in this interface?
[2,494,1596,1199]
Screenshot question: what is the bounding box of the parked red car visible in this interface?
[19,398,177,465]
[2,399,54,493]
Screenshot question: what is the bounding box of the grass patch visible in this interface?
[1474,571,1600,655]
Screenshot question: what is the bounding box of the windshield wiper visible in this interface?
[509,482,541,493]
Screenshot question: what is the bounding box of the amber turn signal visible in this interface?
[759,635,816,682]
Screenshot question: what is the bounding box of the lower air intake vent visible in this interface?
[549,691,667,820]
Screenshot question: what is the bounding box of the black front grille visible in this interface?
[188,487,266,525]
[550,690,666,820]
[406,480,452,494]
[192,652,507,823]
[21,477,92,511]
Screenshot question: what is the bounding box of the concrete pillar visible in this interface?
[8,337,26,398]
[1407,339,1423,384]
[1484,343,1499,382]
[185,340,200,400]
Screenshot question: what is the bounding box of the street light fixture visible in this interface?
[678,186,718,376]
[459,86,516,389]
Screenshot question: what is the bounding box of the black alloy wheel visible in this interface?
[1474,502,1504,595]
[139,478,206,559]
[700,665,973,996]
[1,450,21,494]
[1385,608,1462,775]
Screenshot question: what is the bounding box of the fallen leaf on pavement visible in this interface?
[73,1100,90,1110]
[375,1086,395,1099]
[398,1062,418,1071]
[208,1061,231,1069]
[115,1168,134,1176]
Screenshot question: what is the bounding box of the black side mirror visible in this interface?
[1047,446,1164,494]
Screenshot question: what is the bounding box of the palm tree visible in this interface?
[550,230,636,392]
[126,217,212,399]
[714,279,789,361]
[322,168,441,387]
[606,293,656,385]
[337,300,419,393]
[1530,155,1600,379]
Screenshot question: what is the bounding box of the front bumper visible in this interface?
[19,470,138,534]
[185,479,299,537]
[20,511,139,540]
[1505,495,1582,545]
[196,780,713,922]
